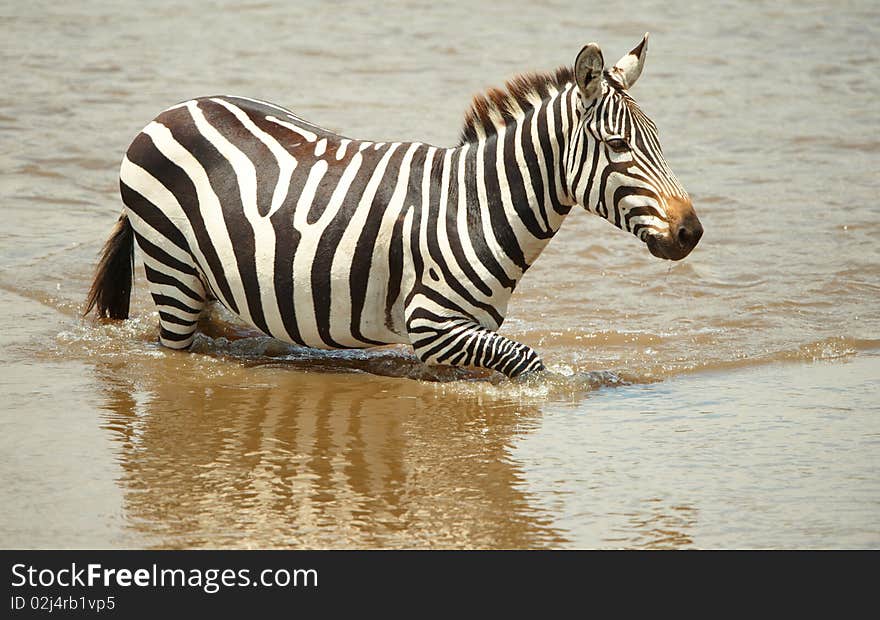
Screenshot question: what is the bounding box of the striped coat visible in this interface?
[86,35,702,378]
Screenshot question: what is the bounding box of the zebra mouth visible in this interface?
[644,199,703,261]
[646,233,690,261]
[646,235,669,260]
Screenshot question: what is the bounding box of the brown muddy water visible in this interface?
[1,0,878,549]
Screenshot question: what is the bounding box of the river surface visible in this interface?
[1,0,878,548]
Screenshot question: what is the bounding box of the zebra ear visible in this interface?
[611,32,649,89]
[574,43,605,101]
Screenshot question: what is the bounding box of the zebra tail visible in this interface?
[83,213,134,319]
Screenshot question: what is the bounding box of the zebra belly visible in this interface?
[248,278,410,351]
[127,206,409,350]
[150,217,407,351]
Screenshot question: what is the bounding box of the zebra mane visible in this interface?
[458,66,575,146]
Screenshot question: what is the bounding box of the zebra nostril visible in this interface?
[677,226,691,246]
[677,219,703,248]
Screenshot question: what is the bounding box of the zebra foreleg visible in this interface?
[407,314,545,379]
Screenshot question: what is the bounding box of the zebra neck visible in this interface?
[457,92,576,279]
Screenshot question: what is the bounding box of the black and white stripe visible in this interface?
[87,35,701,378]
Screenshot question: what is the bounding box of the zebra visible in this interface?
[85,34,702,379]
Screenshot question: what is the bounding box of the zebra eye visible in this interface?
[605,138,630,152]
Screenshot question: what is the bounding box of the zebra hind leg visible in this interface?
[139,238,207,350]
[407,313,545,379]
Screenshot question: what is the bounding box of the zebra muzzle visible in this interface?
[647,198,703,261]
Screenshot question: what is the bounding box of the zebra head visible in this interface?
[568,34,702,261]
